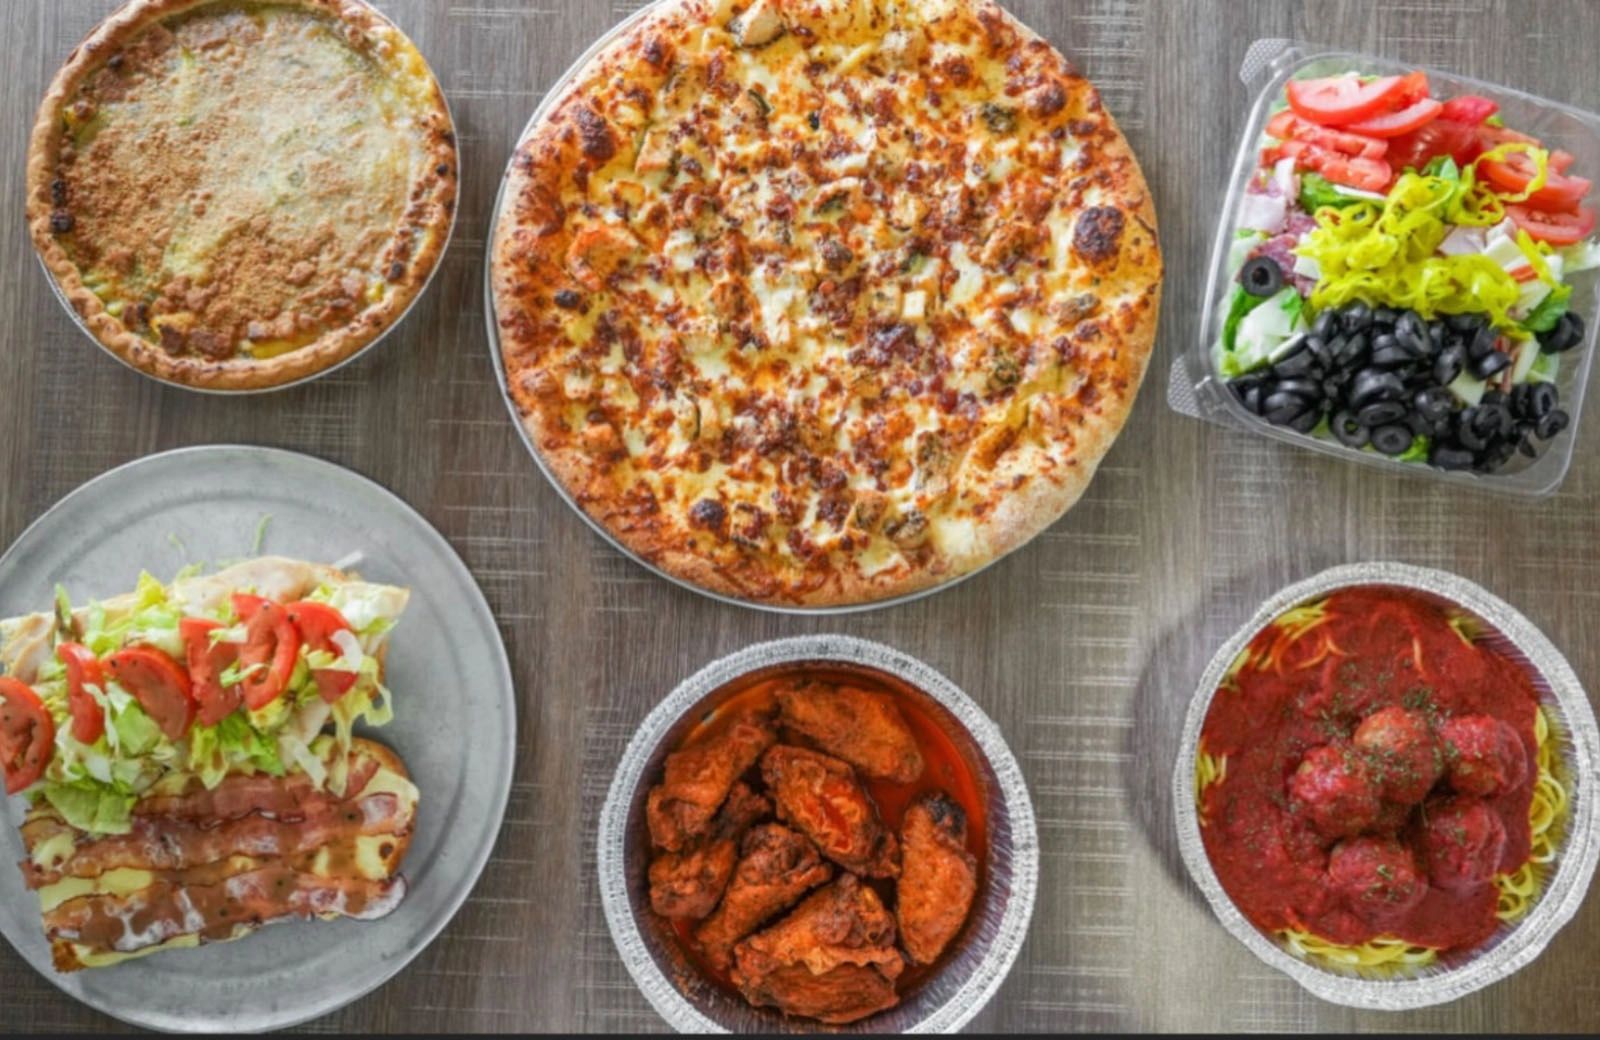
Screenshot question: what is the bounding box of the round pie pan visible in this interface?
[1172,562,1600,1009]
[32,0,458,396]
[596,635,1039,1032]
[482,0,1139,616]
[0,446,516,1031]
[480,0,989,614]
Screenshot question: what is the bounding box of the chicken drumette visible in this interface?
[777,680,925,783]
[896,792,978,965]
[647,707,776,852]
[761,745,899,877]
[648,782,773,920]
[695,822,833,969]
[731,874,904,1025]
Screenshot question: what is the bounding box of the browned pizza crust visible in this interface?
[26,0,457,391]
[491,0,1162,607]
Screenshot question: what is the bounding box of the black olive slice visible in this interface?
[1357,400,1407,427]
[1431,443,1476,471]
[1471,350,1511,380]
[1331,410,1369,448]
[1536,409,1571,440]
[1349,369,1405,409]
[1241,256,1286,297]
[1433,346,1465,386]
[1371,424,1414,456]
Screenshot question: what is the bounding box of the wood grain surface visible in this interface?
[3,0,1600,1032]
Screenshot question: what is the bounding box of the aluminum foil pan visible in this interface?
[1172,562,1600,1010]
[33,0,458,396]
[597,635,1039,1032]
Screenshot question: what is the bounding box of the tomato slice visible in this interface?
[180,617,242,727]
[1476,124,1541,149]
[57,642,106,744]
[1507,204,1597,246]
[1266,110,1388,158]
[1393,71,1432,106]
[1344,97,1443,138]
[1386,118,1485,174]
[0,677,54,795]
[285,601,351,651]
[1479,153,1592,213]
[105,647,195,741]
[1440,95,1498,125]
[1266,140,1392,192]
[232,594,302,711]
[1286,74,1411,127]
[286,600,359,704]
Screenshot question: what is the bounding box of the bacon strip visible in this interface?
[21,792,409,888]
[44,866,407,952]
[130,757,379,822]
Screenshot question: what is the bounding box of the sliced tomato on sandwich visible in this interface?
[105,647,195,741]
[57,642,106,744]
[232,594,302,711]
[286,600,360,704]
[181,617,242,726]
[0,677,53,794]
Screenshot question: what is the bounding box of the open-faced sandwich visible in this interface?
[0,557,417,971]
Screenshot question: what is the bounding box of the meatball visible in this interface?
[1440,715,1528,798]
[1328,836,1427,926]
[1288,744,1383,840]
[1422,796,1508,892]
[1354,706,1443,805]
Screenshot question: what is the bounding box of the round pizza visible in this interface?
[26,0,457,391]
[491,0,1162,607]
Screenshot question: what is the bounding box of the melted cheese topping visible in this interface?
[50,1,443,361]
[497,0,1160,603]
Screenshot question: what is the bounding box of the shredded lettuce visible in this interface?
[1222,285,1268,354]
[1398,436,1431,463]
[27,567,405,836]
[1523,284,1574,334]
[1299,172,1365,215]
[39,781,136,835]
[1559,239,1600,274]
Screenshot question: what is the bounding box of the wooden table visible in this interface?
[5,0,1600,1032]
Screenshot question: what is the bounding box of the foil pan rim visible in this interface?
[1171,561,1600,1010]
[598,634,1040,1033]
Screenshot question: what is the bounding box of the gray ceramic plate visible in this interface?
[0,446,515,1032]
[598,635,1038,1032]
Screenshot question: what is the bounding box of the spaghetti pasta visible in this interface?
[1197,588,1570,977]
[1495,706,1566,923]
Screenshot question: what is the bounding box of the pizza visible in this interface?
[490,0,1162,607]
[26,0,457,391]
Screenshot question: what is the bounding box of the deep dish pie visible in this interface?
[27,0,457,390]
[490,0,1163,607]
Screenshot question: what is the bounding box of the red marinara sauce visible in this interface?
[1198,587,1541,953]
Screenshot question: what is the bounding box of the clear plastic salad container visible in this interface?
[1169,39,1600,496]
